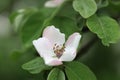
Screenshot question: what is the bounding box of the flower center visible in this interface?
[53,43,65,58]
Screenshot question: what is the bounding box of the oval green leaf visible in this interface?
[9,8,38,32]
[87,15,120,46]
[20,11,45,48]
[22,57,52,74]
[19,7,58,48]
[73,0,97,18]
[47,68,65,80]
[65,61,97,80]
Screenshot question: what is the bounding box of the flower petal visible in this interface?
[59,33,81,61]
[43,25,65,46]
[43,56,62,66]
[59,47,76,61]
[44,0,64,8]
[33,37,55,57]
[33,37,62,66]
[65,32,81,49]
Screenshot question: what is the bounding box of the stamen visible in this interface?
[53,43,65,58]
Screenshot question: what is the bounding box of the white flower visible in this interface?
[44,0,65,8]
[33,25,81,66]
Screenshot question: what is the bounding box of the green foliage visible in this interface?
[50,16,78,38]
[10,7,59,48]
[9,8,47,49]
[73,0,97,18]
[87,15,120,46]
[20,11,45,48]
[0,0,11,12]
[6,0,120,80]
[95,0,109,9]
[47,68,65,80]
[76,16,86,31]
[58,2,77,19]
[110,0,120,5]
[22,57,52,74]
[13,9,44,48]
[9,8,38,31]
[65,61,97,80]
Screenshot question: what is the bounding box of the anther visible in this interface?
[53,43,65,58]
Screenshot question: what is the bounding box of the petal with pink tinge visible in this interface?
[45,0,64,8]
[43,55,62,66]
[33,37,55,57]
[43,25,65,46]
[65,33,81,49]
[59,33,81,61]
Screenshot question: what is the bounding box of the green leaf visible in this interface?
[76,17,86,31]
[110,0,120,5]
[0,0,11,12]
[65,61,97,80]
[87,15,120,46]
[20,11,45,48]
[22,57,52,74]
[73,0,97,18]
[9,9,24,31]
[40,7,56,18]
[9,8,38,31]
[19,7,59,48]
[50,16,78,38]
[9,8,56,31]
[95,0,109,9]
[58,2,77,20]
[47,68,65,80]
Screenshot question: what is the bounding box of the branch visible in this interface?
[75,36,98,60]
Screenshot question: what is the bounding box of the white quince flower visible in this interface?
[45,0,65,8]
[33,25,81,66]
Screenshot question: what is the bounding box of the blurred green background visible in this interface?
[0,0,120,80]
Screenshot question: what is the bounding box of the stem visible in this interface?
[81,27,89,33]
[75,36,98,60]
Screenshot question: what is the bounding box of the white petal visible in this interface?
[43,55,62,66]
[65,32,81,49]
[44,0,64,8]
[33,37,62,66]
[45,0,58,8]
[59,33,81,61]
[59,47,76,61]
[43,25,65,46]
[33,37,55,57]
